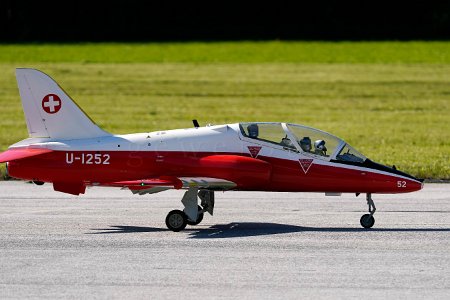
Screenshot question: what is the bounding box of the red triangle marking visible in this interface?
[247,146,262,158]
[299,159,314,174]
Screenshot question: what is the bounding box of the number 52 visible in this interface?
[397,181,406,188]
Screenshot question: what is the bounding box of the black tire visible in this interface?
[33,181,44,186]
[165,210,187,232]
[186,206,204,226]
[360,214,375,229]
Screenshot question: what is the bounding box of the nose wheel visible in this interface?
[360,193,376,228]
[360,214,375,228]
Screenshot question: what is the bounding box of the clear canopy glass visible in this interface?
[239,122,367,163]
[286,123,341,158]
[240,122,297,150]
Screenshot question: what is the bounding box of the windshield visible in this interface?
[336,144,366,163]
[286,123,341,157]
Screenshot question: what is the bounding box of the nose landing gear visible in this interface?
[360,193,376,228]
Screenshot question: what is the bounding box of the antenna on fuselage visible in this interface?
[192,119,200,128]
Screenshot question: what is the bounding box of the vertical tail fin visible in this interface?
[15,68,110,139]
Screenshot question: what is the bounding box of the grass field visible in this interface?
[0,42,449,179]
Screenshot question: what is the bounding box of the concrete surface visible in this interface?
[0,182,449,299]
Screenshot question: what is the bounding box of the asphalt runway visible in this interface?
[0,181,449,299]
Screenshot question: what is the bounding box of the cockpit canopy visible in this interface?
[239,122,366,163]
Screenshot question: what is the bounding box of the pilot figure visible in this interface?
[247,124,259,138]
[280,136,294,148]
[314,139,327,156]
[299,137,312,152]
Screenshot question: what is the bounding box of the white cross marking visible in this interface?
[44,95,60,112]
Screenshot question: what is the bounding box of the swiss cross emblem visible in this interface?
[247,146,262,158]
[299,159,314,174]
[42,94,62,114]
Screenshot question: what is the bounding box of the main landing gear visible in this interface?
[360,193,376,229]
[165,187,215,232]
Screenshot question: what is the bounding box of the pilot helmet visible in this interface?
[247,124,259,138]
[314,139,327,151]
[299,137,312,151]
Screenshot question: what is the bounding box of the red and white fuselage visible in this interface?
[5,122,422,195]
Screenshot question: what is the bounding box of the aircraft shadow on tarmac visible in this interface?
[88,223,450,238]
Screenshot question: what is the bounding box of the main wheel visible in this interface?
[186,205,204,226]
[165,210,187,232]
[360,214,375,228]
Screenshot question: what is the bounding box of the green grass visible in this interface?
[0,42,449,180]
[1,42,450,63]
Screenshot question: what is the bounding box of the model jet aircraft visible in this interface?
[0,69,423,231]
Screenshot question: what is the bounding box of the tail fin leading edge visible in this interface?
[15,68,110,139]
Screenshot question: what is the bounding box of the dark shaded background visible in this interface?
[1,0,450,42]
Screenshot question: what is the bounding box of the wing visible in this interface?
[0,148,53,163]
[105,176,237,195]
[101,154,270,194]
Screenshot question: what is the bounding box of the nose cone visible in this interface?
[364,159,424,193]
[390,168,424,192]
[401,177,424,193]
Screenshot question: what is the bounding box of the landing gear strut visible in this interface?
[165,187,215,232]
[186,206,204,226]
[360,193,376,229]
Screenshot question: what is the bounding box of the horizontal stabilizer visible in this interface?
[0,148,52,163]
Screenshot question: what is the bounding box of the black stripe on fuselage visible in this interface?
[330,159,424,182]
